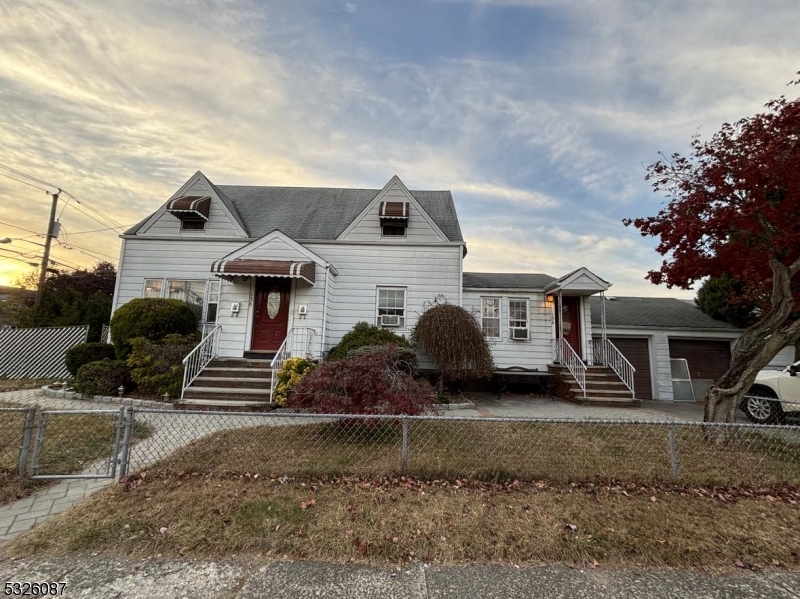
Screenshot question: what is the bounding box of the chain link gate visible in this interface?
[28,408,135,480]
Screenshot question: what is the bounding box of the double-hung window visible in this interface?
[509,299,529,340]
[481,298,501,339]
[376,287,406,328]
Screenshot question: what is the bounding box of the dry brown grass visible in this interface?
[147,420,800,488]
[0,378,55,393]
[10,475,800,569]
[0,406,151,505]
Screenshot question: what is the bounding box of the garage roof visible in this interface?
[590,297,742,332]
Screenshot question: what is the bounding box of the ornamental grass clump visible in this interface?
[287,345,433,415]
[411,303,494,387]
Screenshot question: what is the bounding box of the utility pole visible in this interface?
[34,188,60,308]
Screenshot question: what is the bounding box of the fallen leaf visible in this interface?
[300,499,316,510]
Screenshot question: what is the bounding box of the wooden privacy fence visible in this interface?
[0,325,89,379]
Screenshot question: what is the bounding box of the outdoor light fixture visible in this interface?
[546,295,555,303]
[118,385,125,397]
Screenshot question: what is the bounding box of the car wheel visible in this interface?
[743,390,783,424]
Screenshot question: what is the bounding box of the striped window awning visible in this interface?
[378,201,409,220]
[210,259,315,285]
[166,196,211,220]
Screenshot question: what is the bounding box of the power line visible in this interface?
[0,220,42,237]
[56,239,117,262]
[61,190,123,228]
[0,163,59,189]
[0,171,51,193]
[67,224,131,235]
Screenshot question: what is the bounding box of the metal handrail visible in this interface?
[553,338,586,396]
[270,327,317,403]
[181,325,221,399]
[591,338,635,394]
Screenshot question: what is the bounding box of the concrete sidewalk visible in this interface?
[1,556,797,598]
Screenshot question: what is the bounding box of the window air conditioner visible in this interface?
[380,314,401,327]
[510,327,529,340]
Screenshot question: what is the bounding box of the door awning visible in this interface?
[166,196,211,220]
[210,259,315,285]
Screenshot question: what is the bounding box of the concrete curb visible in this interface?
[436,401,475,410]
[40,386,170,410]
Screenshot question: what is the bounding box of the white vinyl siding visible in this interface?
[463,290,566,371]
[481,298,501,339]
[342,182,446,243]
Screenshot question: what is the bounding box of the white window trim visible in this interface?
[142,278,165,299]
[381,223,408,238]
[179,217,207,232]
[375,286,407,329]
[480,296,502,340]
[508,297,530,342]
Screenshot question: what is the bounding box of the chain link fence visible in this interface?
[2,403,799,487]
[125,407,800,487]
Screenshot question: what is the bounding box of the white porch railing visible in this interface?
[270,327,318,403]
[591,338,636,395]
[181,325,221,399]
[552,338,586,397]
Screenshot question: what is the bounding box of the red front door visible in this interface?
[556,296,582,357]
[251,278,291,351]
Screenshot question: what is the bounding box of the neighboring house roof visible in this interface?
[463,272,557,290]
[126,181,464,242]
[589,296,742,332]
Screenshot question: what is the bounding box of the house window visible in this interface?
[509,299,529,340]
[382,224,407,237]
[205,280,220,323]
[180,218,205,231]
[167,280,206,321]
[376,287,406,328]
[480,298,501,339]
[143,279,163,298]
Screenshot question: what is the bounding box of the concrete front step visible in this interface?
[183,387,272,401]
[569,387,634,398]
[174,398,273,411]
[193,376,272,388]
[567,395,642,407]
[208,359,275,369]
[201,367,272,378]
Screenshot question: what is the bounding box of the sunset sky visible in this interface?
[1,0,798,295]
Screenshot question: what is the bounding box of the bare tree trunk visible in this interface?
[705,256,800,422]
[794,337,800,363]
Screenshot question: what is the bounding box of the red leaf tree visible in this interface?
[625,76,800,422]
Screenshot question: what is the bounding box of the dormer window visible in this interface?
[166,195,210,231]
[379,201,408,237]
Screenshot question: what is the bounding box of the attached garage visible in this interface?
[668,339,731,382]
[607,337,653,400]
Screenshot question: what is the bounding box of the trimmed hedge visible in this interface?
[110,298,198,358]
[65,342,116,377]
[127,334,199,399]
[328,321,411,361]
[74,360,132,397]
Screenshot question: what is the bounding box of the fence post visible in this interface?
[110,407,125,480]
[117,407,134,479]
[18,406,37,476]
[401,417,409,472]
[668,422,679,479]
[29,414,47,477]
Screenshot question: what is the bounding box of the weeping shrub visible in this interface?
[287,345,433,415]
[328,321,411,361]
[411,303,495,385]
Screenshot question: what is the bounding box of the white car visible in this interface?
[742,361,800,423]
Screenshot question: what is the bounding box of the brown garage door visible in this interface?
[668,339,731,381]
[607,337,652,400]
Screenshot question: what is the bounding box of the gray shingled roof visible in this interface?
[590,296,741,331]
[463,272,557,290]
[127,183,464,242]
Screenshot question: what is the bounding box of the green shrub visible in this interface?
[328,321,411,361]
[110,298,198,358]
[273,357,316,406]
[127,334,199,399]
[74,360,132,397]
[64,342,116,377]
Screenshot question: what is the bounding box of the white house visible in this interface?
[112,172,629,408]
